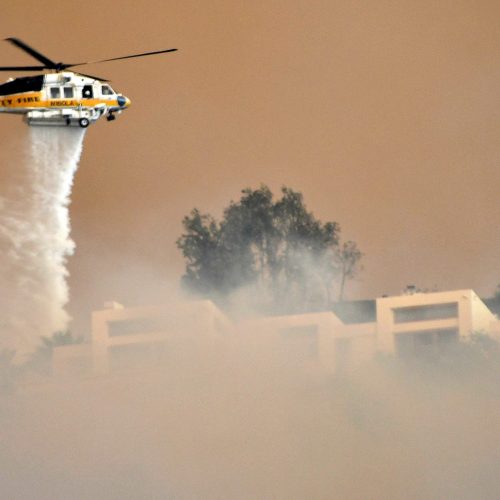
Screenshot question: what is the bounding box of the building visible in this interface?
[53,299,231,377]
[239,311,376,374]
[53,289,500,377]
[376,289,497,356]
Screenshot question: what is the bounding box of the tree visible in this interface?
[335,241,363,301]
[177,209,225,294]
[177,185,363,311]
[271,187,340,309]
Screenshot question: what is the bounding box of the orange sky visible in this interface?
[0,0,498,333]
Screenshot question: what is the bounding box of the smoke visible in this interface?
[0,127,85,360]
[0,342,499,499]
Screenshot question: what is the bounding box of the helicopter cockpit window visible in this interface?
[101,85,113,96]
[50,87,60,99]
[63,87,73,98]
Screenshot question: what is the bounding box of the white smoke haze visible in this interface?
[0,340,499,500]
[0,127,85,360]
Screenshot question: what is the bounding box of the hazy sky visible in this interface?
[0,0,498,332]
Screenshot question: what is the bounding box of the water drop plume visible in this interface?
[0,127,85,361]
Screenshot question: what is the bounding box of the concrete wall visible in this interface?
[375,290,495,354]
[240,312,341,373]
[91,300,232,374]
[336,323,377,370]
[470,290,497,333]
[240,312,378,373]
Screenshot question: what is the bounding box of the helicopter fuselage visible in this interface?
[0,72,130,127]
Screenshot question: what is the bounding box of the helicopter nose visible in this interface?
[117,95,131,108]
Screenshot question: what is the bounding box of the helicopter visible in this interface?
[0,38,177,127]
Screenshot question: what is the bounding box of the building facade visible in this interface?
[53,289,500,377]
[376,289,497,356]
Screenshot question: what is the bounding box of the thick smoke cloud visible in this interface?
[0,128,85,360]
[0,343,499,500]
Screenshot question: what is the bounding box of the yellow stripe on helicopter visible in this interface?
[0,92,121,110]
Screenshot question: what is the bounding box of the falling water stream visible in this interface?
[0,127,85,360]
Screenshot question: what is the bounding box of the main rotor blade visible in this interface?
[4,38,57,68]
[0,65,47,71]
[69,48,178,67]
[74,71,109,82]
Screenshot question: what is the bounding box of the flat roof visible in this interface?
[482,297,500,317]
[331,300,377,324]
